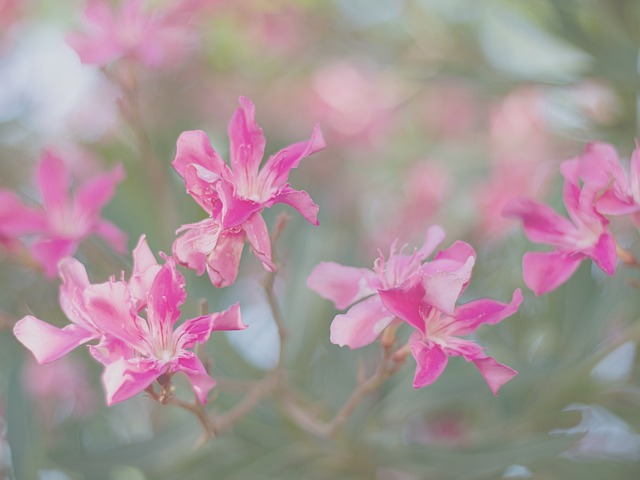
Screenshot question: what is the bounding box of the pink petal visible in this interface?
[502,197,575,246]
[216,179,262,228]
[472,356,517,395]
[378,277,427,334]
[176,353,216,404]
[0,190,45,236]
[95,220,128,253]
[587,232,617,276]
[205,229,245,288]
[269,186,319,226]
[210,302,245,332]
[75,164,125,221]
[31,238,78,278]
[307,261,380,310]
[89,336,135,365]
[58,257,94,330]
[14,316,97,364]
[453,289,523,336]
[243,212,276,272]
[410,340,448,389]
[128,235,161,310]
[416,225,446,259]
[36,151,71,214]
[147,258,186,328]
[434,240,476,265]
[173,219,220,276]
[228,96,266,180]
[522,251,583,296]
[172,130,228,178]
[65,31,123,66]
[102,358,164,406]
[330,295,395,348]
[258,124,325,191]
[422,256,475,316]
[175,304,244,350]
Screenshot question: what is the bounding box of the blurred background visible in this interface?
[1,0,640,478]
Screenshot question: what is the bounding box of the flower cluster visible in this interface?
[504,142,639,295]
[308,226,522,394]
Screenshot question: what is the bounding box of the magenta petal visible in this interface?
[453,289,523,336]
[176,353,216,404]
[89,336,134,365]
[216,179,262,228]
[270,186,319,226]
[307,262,379,310]
[147,259,186,327]
[243,212,275,272]
[0,190,45,236]
[175,304,244,350]
[206,230,245,288]
[587,232,617,276]
[172,130,228,178]
[522,251,583,296]
[422,256,475,316]
[58,257,93,329]
[472,356,517,396]
[13,316,97,364]
[228,96,266,179]
[378,278,427,334]
[434,240,476,265]
[129,235,161,310]
[330,296,395,348]
[410,341,448,389]
[210,303,245,332]
[31,238,78,278]
[182,163,223,215]
[75,164,125,220]
[102,358,163,406]
[36,151,71,213]
[502,197,575,246]
[173,219,220,276]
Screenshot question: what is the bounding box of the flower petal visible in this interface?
[95,220,128,253]
[416,225,446,259]
[147,258,186,328]
[205,229,245,288]
[410,341,448,389]
[14,316,97,364]
[173,218,220,276]
[129,235,161,310]
[176,353,216,404]
[31,238,78,278]
[453,289,523,336]
[378,277,427,334]
[243,212,275,272]
[330,295,395,348]
[102,358,164,406]
[172,130,229,178]
[502,197,575,246]
[421,256,475,316]
[522,251,583,296]
[58,257,94,330]
[228,96,266,181]
[269,186,319,226]
[472,356,517,395]
[307,262,380,310]
[75,164,125,221]
[36,150,71,213]
[586,232,617,276]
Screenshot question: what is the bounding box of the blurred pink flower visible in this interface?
[307,226,476,349]
[87,255,245,406]
[379,279,521,394]
[66,0,204,68]
[22,356,96,423]
[14,236,159,364]
[173,96,325,287]
[0,190,45,250]
[503,157,618,295]
[28,150,126,277]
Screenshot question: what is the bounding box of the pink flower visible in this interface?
[378,280,522,394]
[66,0,202,68]
[503,167,617,296]
[86,255,245,406]
[307,226,476,349]
[13,236,159,364]
[0,190,45,250]
[173,96,325,287]
[28,150,126,277]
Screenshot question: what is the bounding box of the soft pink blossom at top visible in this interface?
[307,226,476,349]
[503,164,617,296]
[86,254,245,405]
[378,278,522,394]
[13,235,160,364]
[172,96,325,287]
[25,150,126,277]
[66,0,206,69]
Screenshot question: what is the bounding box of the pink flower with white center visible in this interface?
[27,150,127,277]
[66,0,201,69]
[378,280,522,394]
[13,236,160,364]
[503,169,617,296]
[307,226,476,349]
[85,255,245,406]
[173,96,325,287]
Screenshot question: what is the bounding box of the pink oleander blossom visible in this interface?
[13,236,159,364]
[173,96,325,287]
[378,280,522,394]
[307,226,476,349]
[503,166,617,296]
[66,0,204,68]
[27,150,126,277]
[86,255,245,405]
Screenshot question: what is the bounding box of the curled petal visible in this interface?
[422,256,475,316]
[330,296,395,349]
[453,289,523,336]
[102,358,164,406]
[522,251,583,296]
[243,212,275,272]
[177,353,216,404]
[410,341,448,389]
[307,261,380,310]
[210,303,245,332]
[269,186,319,226]
[378,277,427,334]
[472,356,517,396]
[14,316,97,364]
[206,229,245,288]
[172,130,228,178]
[173,219,220,276]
